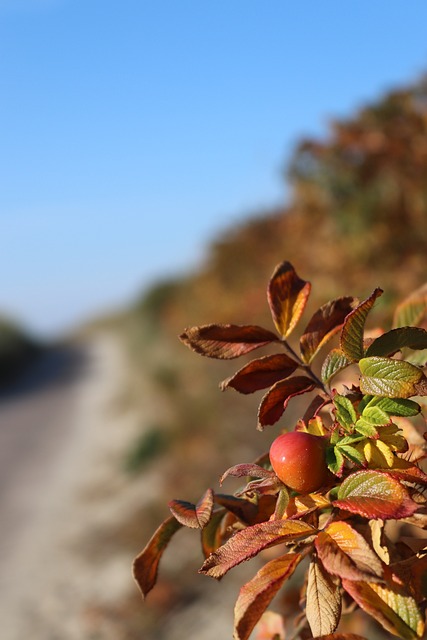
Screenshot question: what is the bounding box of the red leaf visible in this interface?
[179,324,279,359]
[220,464,276,484]
[267,261,311,338]
[311,635,368,639]
[340,288,383,362]
[333,470,419,520]
[234,553,302,640]
[220,353,299,394]
[213,493,259,524]
[168,488,214,529]
[199,519,316,579]
[257,376,316,429]
[300,297,358,364]
[133,516,182,598]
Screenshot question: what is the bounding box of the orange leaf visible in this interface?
[343,578,425,639]
[132,516,182,598]
[234,553,301,640]
[267,261,311,338]
[200,519,316,579]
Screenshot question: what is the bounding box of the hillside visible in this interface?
[107,77,427,639]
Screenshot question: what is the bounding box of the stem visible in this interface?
[281,339,331,399]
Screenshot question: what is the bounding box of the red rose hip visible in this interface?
[269,431,328,493]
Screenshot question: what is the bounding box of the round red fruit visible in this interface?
[269,431,328,493]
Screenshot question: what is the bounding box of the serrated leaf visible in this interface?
[168,488,213,529]
[179,324,279,359]
[306,556,341,636]
[386,458,427,486]
[220,464,276,485]
[365,396,421,417]
[361,405,390,425]
[300,296,358,364]
[354,418,379,438]
[359,357,424,398]
[286,492,331,518]
[333,394,357,429]
[342,578,425,639]
[321,349,352,385]
[267,261,311,338]
[220,353,298,394]
[234,553,301,640]
[311,635,368,640]
[326,446,345,477]
[339,444,366,466]
[199,519,316,579]
[366,327,427,357]
[393,283,427,328]
[257,376,316,429]
[334,470,418,520]
[315,521,383,582]
[133,516,182,598]
[340,288,383,362]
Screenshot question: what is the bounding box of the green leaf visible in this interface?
[354,418,378,438]
[364,396,421,417]
[333,395,357,429]
[361,405,390,426]
[133,516,182,598]
[338,444,366,466]
[334,470,418,520]
[306,556,341,637]
[340,288,383,362]
[300,296,358,364]
[234,553,302,640]
[359,357,425,398]
[326,446,345,477]
[267,261,311,338]
[200,519,316,579]
[365,327,427,357]
[393,283,427,328]
[321,349,351,385]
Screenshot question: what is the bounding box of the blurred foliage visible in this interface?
[118,76,427,639]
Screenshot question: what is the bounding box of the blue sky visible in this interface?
[1,1,427,335]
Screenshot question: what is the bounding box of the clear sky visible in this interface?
[1,1,427,336]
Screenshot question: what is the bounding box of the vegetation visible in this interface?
[0,315,40,385]
[134,262,427,640]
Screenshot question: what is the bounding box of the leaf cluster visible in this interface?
[133,262,427,640]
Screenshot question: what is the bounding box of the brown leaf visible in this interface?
[213,493,259,524]
[133,516,182,598]
[306,556,341,637]
[201,509,227,558]
[300,297,358,364]
[257,376,316,429]
[179,324,279,359]
[168,489,213,529]
[234,553,302,640]
[220,353,299,394]
[267,261,311,338]
[200,519,316,579]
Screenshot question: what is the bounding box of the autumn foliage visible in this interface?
[133,261,427,639]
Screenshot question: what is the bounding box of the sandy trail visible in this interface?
[0,333,149,640]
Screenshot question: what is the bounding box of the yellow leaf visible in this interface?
[363,439,395,468]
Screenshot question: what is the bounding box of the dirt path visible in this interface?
[0,332,151,640]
